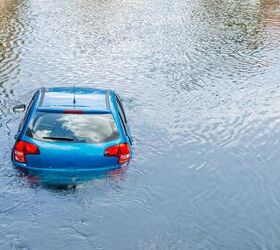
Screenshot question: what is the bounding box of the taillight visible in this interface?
[14,140,40,163]
[105,143,130,164]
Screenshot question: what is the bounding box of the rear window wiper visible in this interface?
[42,136,74,141]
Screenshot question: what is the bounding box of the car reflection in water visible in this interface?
[16,162,129,188]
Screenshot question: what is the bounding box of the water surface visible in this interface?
[1,0,280,249]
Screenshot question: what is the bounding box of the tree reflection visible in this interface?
[163,0,280,91]
[0,0,25,86]
[261,0,280,28]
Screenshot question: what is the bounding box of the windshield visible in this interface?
[26,112,120,143]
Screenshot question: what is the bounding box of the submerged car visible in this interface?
[12,87,133,177]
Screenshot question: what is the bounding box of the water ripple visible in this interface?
[1,0,280,248]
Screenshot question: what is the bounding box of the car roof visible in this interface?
[38,87,111,112]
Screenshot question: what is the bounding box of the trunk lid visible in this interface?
[23,136,120,169]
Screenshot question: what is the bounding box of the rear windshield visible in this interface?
[26,112,120,143]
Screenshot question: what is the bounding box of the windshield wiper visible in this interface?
[42,136,74,141]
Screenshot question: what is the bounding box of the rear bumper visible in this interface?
[13,162,123,183]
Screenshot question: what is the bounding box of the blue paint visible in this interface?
[11,87,133,182]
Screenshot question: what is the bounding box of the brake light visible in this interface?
[14,141,40,163]
[105,143,130,164]
[64,110,84,114]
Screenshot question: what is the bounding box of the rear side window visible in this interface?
[26,112,120,143]
[18,91,39,133]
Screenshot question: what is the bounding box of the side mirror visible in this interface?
[13,104,26,113]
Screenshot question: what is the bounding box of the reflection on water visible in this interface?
[1,0,280,249]
[0,0,25,86]
[16,164,129,188]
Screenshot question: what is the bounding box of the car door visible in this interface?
[115,94,133,145]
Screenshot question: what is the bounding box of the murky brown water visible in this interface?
[1,0,280,249]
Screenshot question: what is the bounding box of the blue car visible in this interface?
[11,87,132,180]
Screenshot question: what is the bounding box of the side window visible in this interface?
[116,94,127,124]
[115,95,128,134]
[18,91,39,132]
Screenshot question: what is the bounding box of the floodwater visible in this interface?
[1,0,280,249]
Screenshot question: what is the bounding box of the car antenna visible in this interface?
[72,84,76,107]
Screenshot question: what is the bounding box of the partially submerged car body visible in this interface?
[12,87,132,181]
